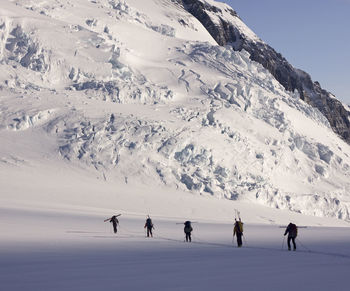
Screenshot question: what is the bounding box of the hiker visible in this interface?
[144,216,154,237]
[184,221,193,242]
[110,215,119,234]
[284,222,298,251]
[233,218,244,247]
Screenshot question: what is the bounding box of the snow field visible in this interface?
[1,205,350,291]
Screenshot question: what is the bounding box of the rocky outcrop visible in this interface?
[178,0,350,144]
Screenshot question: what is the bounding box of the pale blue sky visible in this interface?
[221,0,350,104]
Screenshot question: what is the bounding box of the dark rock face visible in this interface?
[178,0,350,144]
[179,0,241,48]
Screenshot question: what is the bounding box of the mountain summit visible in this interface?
[0,0,349,221]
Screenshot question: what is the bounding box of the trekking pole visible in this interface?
[242,234,247,246]
[281,236,285,250]
[296,238,311,252]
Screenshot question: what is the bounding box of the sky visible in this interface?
[220,0,350,105]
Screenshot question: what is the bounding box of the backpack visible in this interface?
[290,223,297,236]
[239,221,243,233]
[146,218,153,228]
[184,221,192,233]
[236,221,243,233]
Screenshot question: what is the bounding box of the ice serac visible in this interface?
[179,0,350,144]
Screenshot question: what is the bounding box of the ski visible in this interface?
[279,226,307,228]
[104,214,121,222]
[234,209,241,220]
[175,221,198,225]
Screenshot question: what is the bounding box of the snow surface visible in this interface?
[1,0,350,289]
[1,0,349,220]
[2,204,350,291]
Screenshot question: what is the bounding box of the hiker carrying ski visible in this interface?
[110,215,119,234]
[184,221,193,242]
[144,216,154,238]
[233,218,244,247]
[284,222,297,251]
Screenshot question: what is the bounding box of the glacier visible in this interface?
[0,0,350,221]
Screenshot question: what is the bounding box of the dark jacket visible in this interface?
[145,218,153,229]
[284,223,297,238]
[110,216,119,225]
[184,221,193,234]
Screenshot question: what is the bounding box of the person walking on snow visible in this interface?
[144,216,154,237]
[233,218,244,247]
[110,215,119,234]
[284,222,298,251]
[184,221,193,242]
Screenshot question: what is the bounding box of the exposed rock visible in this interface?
[178,0,350,144]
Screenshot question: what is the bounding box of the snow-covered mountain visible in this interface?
[1,0,349,221]
[180,0,350,144]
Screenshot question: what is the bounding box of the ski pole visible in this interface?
[242,234,247,246]
[296,238,311,252]
[281,236,285,250]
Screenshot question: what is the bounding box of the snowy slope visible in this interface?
[181,0,350,145]
[0,0,350,223]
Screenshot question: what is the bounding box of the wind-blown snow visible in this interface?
[0,0,350,223]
